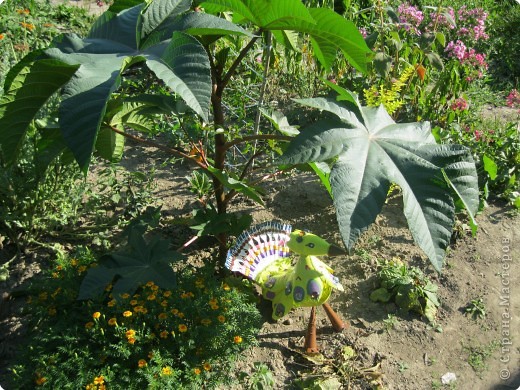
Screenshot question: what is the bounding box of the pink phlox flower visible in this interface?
[450,97,469,111]
[397,3,424,36]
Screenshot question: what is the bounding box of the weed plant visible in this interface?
[8,248,262,389]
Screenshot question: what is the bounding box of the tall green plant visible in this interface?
[0,0,371,255]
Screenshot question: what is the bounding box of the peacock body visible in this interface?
[226,222,344,320]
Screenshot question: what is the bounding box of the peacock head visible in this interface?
[287,229,346,257]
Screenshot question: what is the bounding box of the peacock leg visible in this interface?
[304,306,319,354]
[323,302,347,332]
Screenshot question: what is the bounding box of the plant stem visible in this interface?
[223,134,292,151]
[108,126,208,171]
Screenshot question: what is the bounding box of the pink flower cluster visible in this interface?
[457,6,489,41]
[445,40,466,61]
[450,97,468,111]
[506,89,520,112]
[397,4,424,36]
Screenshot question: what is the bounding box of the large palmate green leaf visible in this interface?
[201,0,371,72]
[78,226,183,300]
[0,0,251,171]
[280,87,478,272]
[0,59,79,165]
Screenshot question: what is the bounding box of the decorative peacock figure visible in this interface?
[226,221,347,353]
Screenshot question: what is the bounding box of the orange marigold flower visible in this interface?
[171,308,179,315]
[92,312,101,319]
[147,294,156,301]
[138,359,147,368]
[163,290,172,297]
[125,329,136,337]
[162,366,173,376]
[128,337,136,344]
[107,299,116,307]
[130,299,138,306]
[193,368,201,375]
[16,8,30,15]
[233,335,243,344]
[217,315,226,323]
[108,318,117,326]
[203,362,211,371]
[93,376,104,385]
[123,310,132,317]
[178,324,188,333]
[158,313,168,320]
[85,322,95,329]
[160,330,169,339]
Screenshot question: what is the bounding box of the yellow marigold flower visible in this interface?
[130,299,138,306]
[78,265,87,273]
[217,315,226,323]
[163,291,172,297]
[56,265,63,271]
[210,303,219,310]
[201,318,212,326]
[148,351,154,359]
[171,308,179,315]
[70,259,78,267]
[178,324,188,333]
[126,329,136,337]
[147,294,156,301]
[160,300,168,307]
[138,359,147,368]
[203,362,211,371]
[16,8,30,15]
[151,284,159,291]
[177,312,185,318]
[146,281,155,287]
[85,322,95,329]
[233,335,243,344]
[162,366,173,376]
[48,307,57,316]
[52,272,60,278]
[39,292,48,301]
[193,368,201,375]
[105,284,113,292]
[209,298,218,305]
[93,376,104,385]
[107,299,116,307]
[123,310,132,317]
[222,283,231,291]
[158,313,168,320]
[134,305,143,312]
[92,312,101,319]
[160,330,168,339]
[108,318,117,326]
[120,293,130,299]
[35,376,47,385]
[128,337,136,344]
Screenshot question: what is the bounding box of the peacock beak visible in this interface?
[328,244,346,257]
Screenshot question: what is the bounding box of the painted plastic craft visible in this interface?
[226,221,347,353]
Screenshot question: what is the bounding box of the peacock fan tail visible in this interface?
[226,222,344,320]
